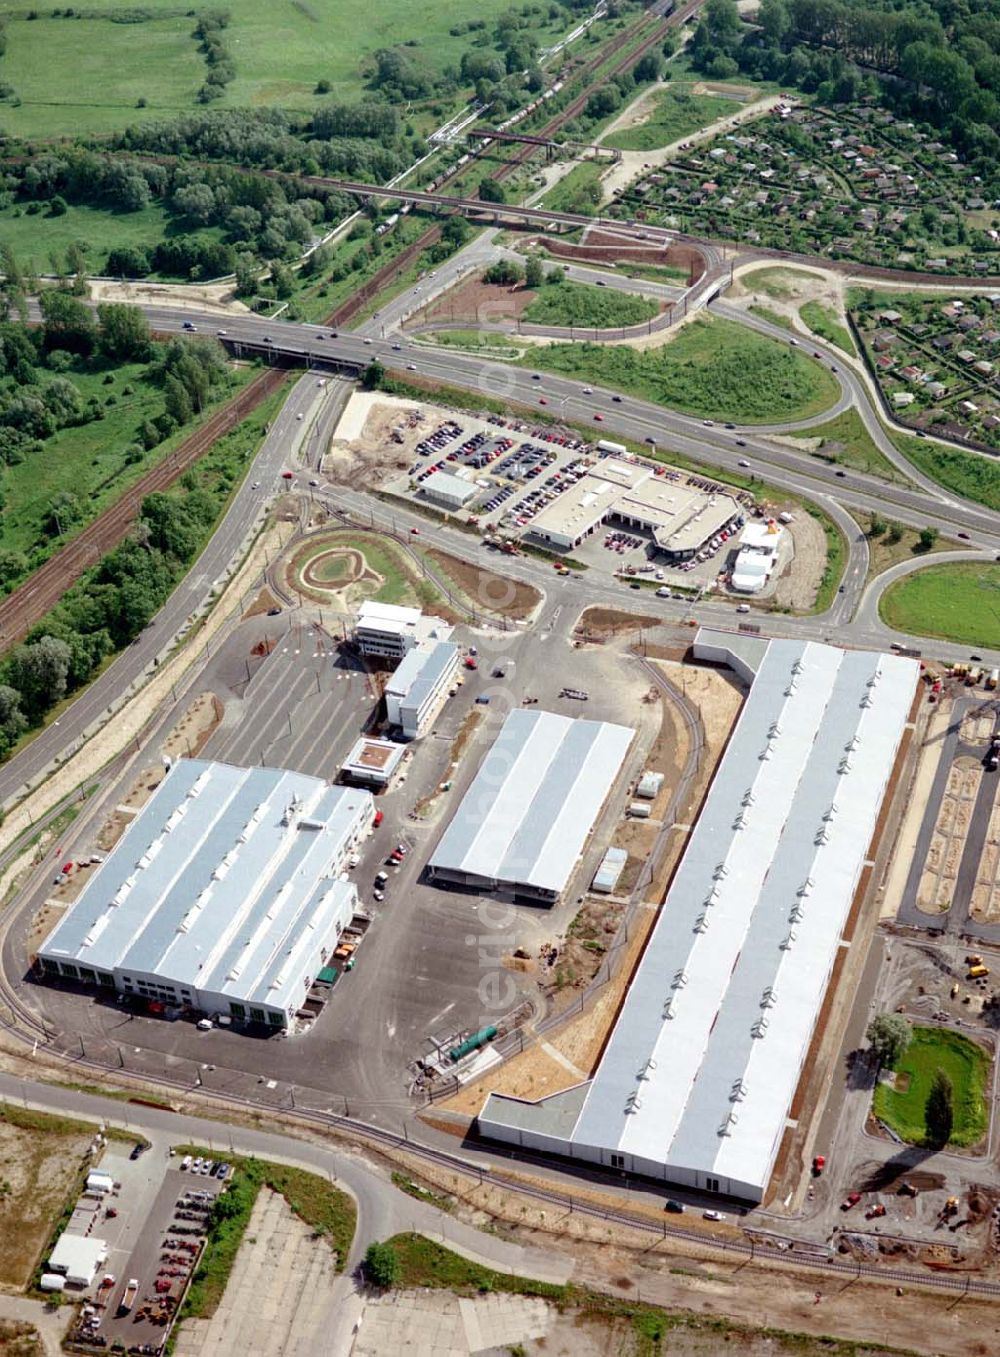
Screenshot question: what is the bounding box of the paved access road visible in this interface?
[0,1073,573,1356]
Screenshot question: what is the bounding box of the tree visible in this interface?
[524,255,544,290]
[866,1012,911,1067]
[917,526,939,552]
[106,245,150,279]
[97,303,151,361]
[364,1242,401,1289]
[925,1067,954,1145]
[164,375,193,427]
[0,684,27,755]
[7,636,72,720]
[867,513,886,537]
[634,51,663,84]
[270,261,296,299]
[478,176,506,204]
[885,521,903,545]
[42,491,83,538]
[361,359,385,390]
[38,289,97,356]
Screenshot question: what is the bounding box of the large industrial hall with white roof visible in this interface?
[478,633,919,1202]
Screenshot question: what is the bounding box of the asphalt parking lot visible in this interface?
[98,1164,224,1352]
[20,605,657,1125]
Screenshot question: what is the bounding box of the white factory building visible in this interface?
[385,640,459,738]
[340,736,406,788]
[477,633,918,1201]
[731,520,786,594]
[353,601,453,660]
[38,760,373,1030]
[428,708,634,902]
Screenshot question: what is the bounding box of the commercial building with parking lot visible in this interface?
[37,759,372,1030]
[524,456,743,561]
[419,468,479,510]
[386,640,460,738]
[353,601,453,660]
[478,634,919,1201]
[428,708,634,903]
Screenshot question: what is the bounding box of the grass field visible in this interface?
[788,409,907,482]
[424,330,521,353]
[2,0,573,139]
[749,303,794,332]
[523,280,658,329]
[541,161,607,215]
[526,315,839,423]
[859,514,952,584]
[739,266,817,299]
[879,563,1000,649]
[799,301,856,356]
[604,87,742,151]
[892,435,1000,513]
[0,1103,93,1289]
[0,359,254,592]
[872,1027,989,1148]
[0,201,185,278]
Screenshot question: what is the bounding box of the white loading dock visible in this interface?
[419,468,479,510]
[428,708,635,903]
[385,640,460,738]
[38,760,371,1030]
[48,1234,108,1287]
[477,634,918,1202]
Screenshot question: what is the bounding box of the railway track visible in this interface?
[325,7,680,326]
[2,955,1000,1301]
[0,367,289,651]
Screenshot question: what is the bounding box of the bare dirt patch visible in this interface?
[971,777,1000,923]
[765,510,827,612]
[0,1110,90,1288]
[408,275,535,330]
[575,607,661,638]
[242,586,281,619]
[163,691,223,764]
[730,263,847,330]
[412,710,483,822]
[426,549,541,620]
[324,395,432,489]
[919,756,980,916]
[530,228,705,280]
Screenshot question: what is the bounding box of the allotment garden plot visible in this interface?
[854,292,1000,451]
[615,101,999,275]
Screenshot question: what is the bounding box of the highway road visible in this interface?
[137,303,1000,551]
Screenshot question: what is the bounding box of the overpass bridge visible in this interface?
[466,128,621,163]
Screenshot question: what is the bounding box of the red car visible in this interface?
[373,810,384,827]
[410,526,420,535]
[593,413,604,422]
[281,471,294,480]
[841,1192,861,1211]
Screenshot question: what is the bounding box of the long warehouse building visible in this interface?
[477,634,919,1201]
[428,708,634,902]
[37,760,373,1030]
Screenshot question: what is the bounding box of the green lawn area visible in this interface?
[541,161,607,215]
[2,0,571,139]
[749,303,795,332]
[424,330,521,354]
[526,315,839,423]
[0,202,181,278]
[799,301,856,356]
[0,359,254,590]
[787,409,908,482]
[618,261,689,284]
[872,1027,990,1148]
[891,435,1000,513]
[604,87,742,152]
[880,563,1000,649]
[739,267,808,299]
[523,280,658,329]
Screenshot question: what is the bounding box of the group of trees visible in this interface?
[0,295,226,553]
[193,10,236,105]
[482,255,561,288]
[691,0,1000,180]
[0,480,220,757]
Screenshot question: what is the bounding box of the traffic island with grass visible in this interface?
[879,563,1000,650]
[871,1026,990,1150]
[523,315,839,424]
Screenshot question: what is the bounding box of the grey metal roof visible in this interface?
[429,709,634,894]
[390,641,458,710]
[480,1082,588,1138]
[40,760,369,1012]
[422,469,477,502]
[479,639,919,1198]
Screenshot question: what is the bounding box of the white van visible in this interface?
[181,1155,193,1171]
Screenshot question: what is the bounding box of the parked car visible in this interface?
[664,1199,685,1213]
[841,1192,862,1211]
